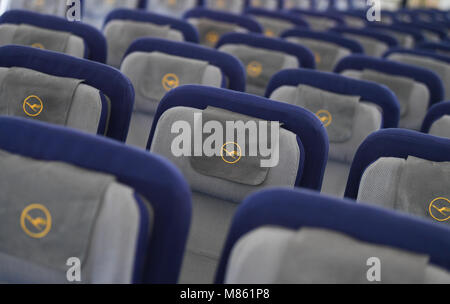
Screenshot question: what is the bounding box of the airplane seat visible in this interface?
[367,23,425,48]
[0,116,191,284]
[147,85,328,283]
[4,0,69,17]
[335,54,444,130]
[289,9,346,31]
[146,0,198,18]
[216,188,450,284]
[0,45,134,142]
[83,0,144,29]
[421,101,450,139]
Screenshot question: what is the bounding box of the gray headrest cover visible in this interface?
[189,107,278,186]
[206,0,244,12]
[294,84,359,142]
[0,67,83,125]
[289,38,344,71]
[253,16,293,37]
[222,45,287,96]
[195,18,240,47]
[12,24,71,52]
[0,150,115,272]
[276,227,429,284]
[360,69,413,118]
[397,156,450,225]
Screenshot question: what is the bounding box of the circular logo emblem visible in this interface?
[205,31,219,45]
[265,29,275,37]
[316,109,332,127]
[23,95,44,117]
[20,204,52,239]
[168,0,177,6]
[162,73,179,91]
[221,142,242,164]
[314,52,321,64]
[31,43,45,50]
[247,61,263,78]
[429,197,450,222]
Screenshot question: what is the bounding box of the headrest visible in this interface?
[146,0,198,17]
[183,8,263,33]
[422,101,450,133]
[244,7,309,28]
[366,23,425,44]
[126,38,245,91]
[104,8,199,43]
[281,29,364,54]
[267,69,400,128]
[216,188,450,283]
[0,10,106,63]
[289,8,346,26]
[383,47,450,64]
[148,85,328,190]
[248,0,284,9]
[403,21,447,41]
[0,46,134,142]
[335,54,444,107]
[6,0,71,17]
[418,42,450,55]
[345,129,450,200]
[217,32,315,69]
[0,116,191,284]
[329,26,398,47]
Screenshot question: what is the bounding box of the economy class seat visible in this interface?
[335,55,444,130]
[121,38,245,148]
[2,0,70,17]
[281,29,363,71]
[146,0,199,18]
[384,48,450,100]
[244,8,309,38]
[337,11,368,29]
[289,9,345,31]
[0,46,134,142]
[216,32,315,96]
[103,8,198,67]
[421,102,450,139]
[267,69,399,196]
[204,0,282,14]
[216,188,450,284]
[345,129,450,227]
[418,42,450,57]
[183,8,262,48]
[367,23,425,48]
[0,10,107,63]
[83,0,144,29]
[0,116,191,284]
[147,85,328,283]
[329,27,398,57]
[397,21,447,43]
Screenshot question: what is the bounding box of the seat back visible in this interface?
[418,42,450,57]
[289,9,345,31]
[267,69,398,196]
[346,129,450,226]
[422,102,450,139]
[147,85,328,283]
[217,188,450,284]
[244,8,308,37]
[104,8,198,67]
[367,23,425,48]
[83,0,144,29]
[121,38,244,147]
[183,8,262,47]
[335,54,444,130]
[0,10,106,63]
[0,46,134,142]
[217,33,314,96]
[0,116,191,284]
[2,0,70,17]
[282,29,363,71]
[204,0,281,13]
[147,0,199,18]
[384,48,450,100]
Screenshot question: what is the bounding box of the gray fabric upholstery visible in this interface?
[0,150,146,284]
[7,0,67,16]
[147,0,197,17]
[342,33,388,57]
[342,16,366,28]
[253,16,295,38]
[387,53,450,100]
[205,0,245,13]
[341,69,429,130]
[226,227,450,284]
[0,67,105,135]
[150,106,300,283]
[188,18,246,48]
[83,0,139,28]
[321,159,351,197]
[287,37,350,71]
[429,115,450,138]
[358,156,450,225]
[0,24,85,58]
[104,19,184,67]
[121,51,222,148]
[301,16,337,31]
[249,0,278,9]
[283,0,312,9]
[219,44,299,96]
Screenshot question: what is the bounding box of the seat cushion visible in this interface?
[429,115,450,138]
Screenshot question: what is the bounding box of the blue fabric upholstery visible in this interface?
[216,32,316,69]
[183,8,263,33]
[244,7,309,28]
[418,42,450,54]
[366,23,425,44]
[329,26,398,47]
[266,68,400,128]
[126,37,246,91]
[422,101,450,133]
[147,85,329,190]
[104,8,199,43]
[397,21,447,41]
[334,54,444,107]
[281,28,364,54]
[0,45,134,142]
[0,116,191,284]
[215,187,450,283]
[345,129,450,199]
[383,47,450,64]
[0,10,107,63]
[289,9,346,26]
